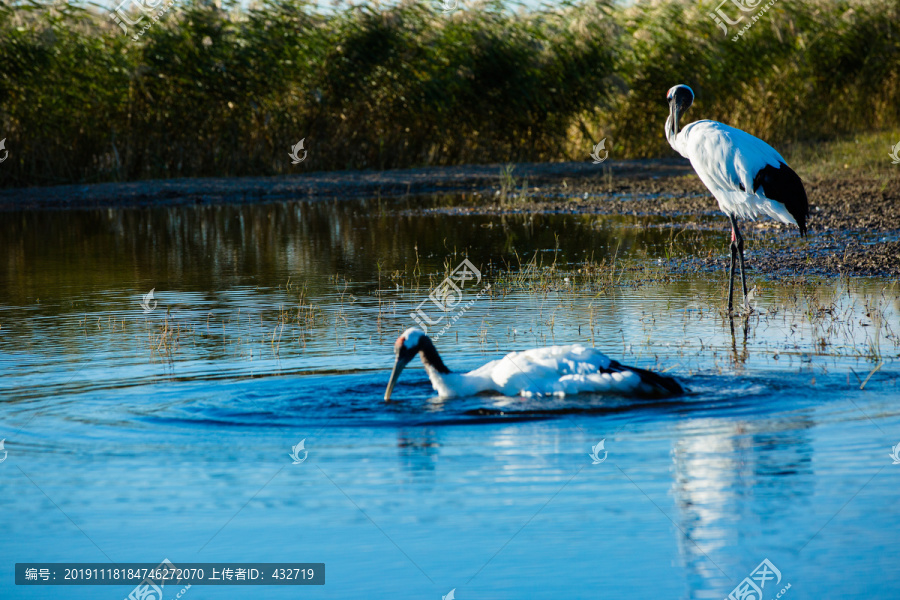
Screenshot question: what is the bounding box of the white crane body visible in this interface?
[384,328,684,401]
[664,84,809,311]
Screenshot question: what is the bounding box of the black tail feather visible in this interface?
[607,360,686,396]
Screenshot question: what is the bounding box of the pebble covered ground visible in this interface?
[408,168,900,278]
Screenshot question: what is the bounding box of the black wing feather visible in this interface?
[752,162,810,236]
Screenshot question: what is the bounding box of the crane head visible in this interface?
[385,328,427,401]
[666,84,694,134]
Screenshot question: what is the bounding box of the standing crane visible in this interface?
[665,84,809,312]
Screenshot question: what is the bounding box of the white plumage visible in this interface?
[384,328,684,401]
[666,120,797,227]
[664,84,809,312]
[431,344,645,398]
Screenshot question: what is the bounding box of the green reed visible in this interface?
[1,0,898,186]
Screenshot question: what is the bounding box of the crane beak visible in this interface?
[670,100,680,134]
[384,355,412,402]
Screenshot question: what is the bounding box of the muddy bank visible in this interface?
[414,172,900,232]
[408,171,900,278]
[1,159,896,277]
[0,160,690,211]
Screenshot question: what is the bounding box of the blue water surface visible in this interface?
[1,198,898,599]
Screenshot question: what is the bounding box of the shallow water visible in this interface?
[1,196,899,599]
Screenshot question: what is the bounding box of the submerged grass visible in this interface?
[1,0,899,186]
[14,244,898,375]
[126,259,900,372]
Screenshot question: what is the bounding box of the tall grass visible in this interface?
[608,0,900,157]
[1,0,898,187]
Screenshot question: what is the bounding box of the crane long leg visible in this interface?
[729,214,750,312]
[727,230,737,313]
